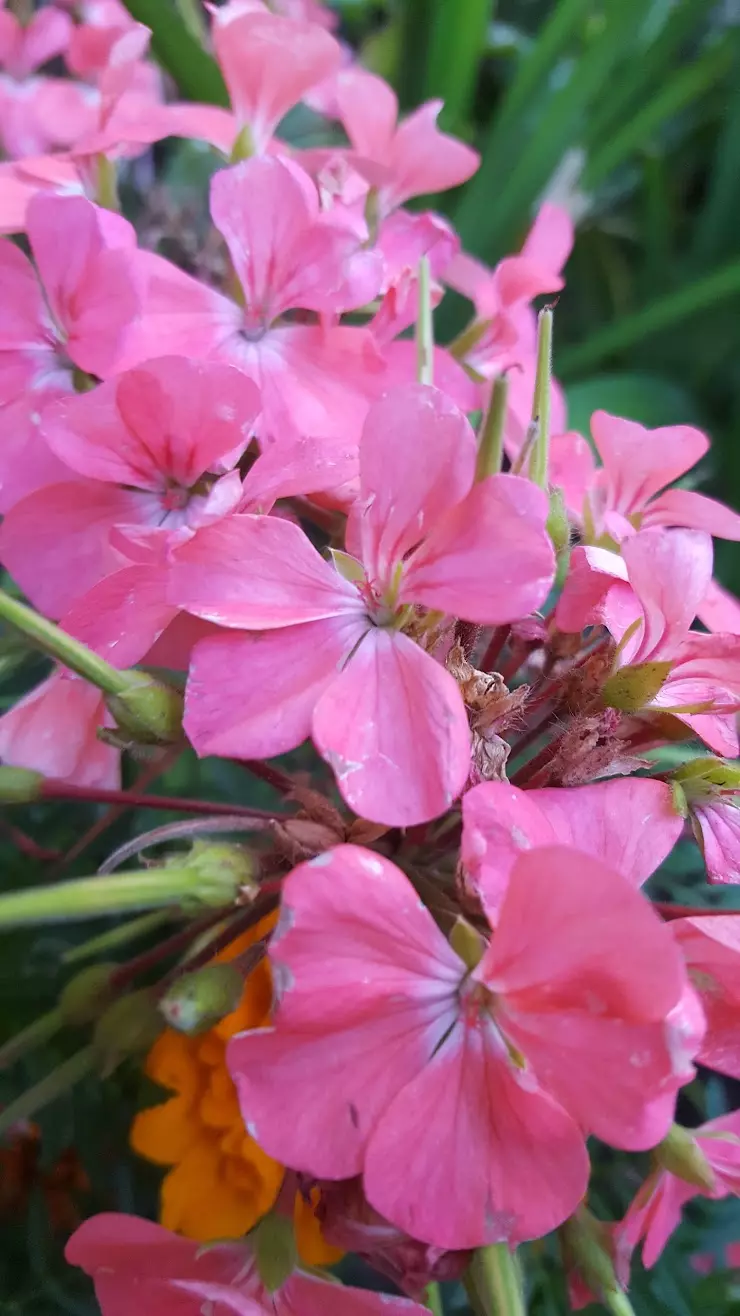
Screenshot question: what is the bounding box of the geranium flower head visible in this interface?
[171,382,555,824]
[228,842,693,1250]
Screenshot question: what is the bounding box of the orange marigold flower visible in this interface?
[130,916,340,1265]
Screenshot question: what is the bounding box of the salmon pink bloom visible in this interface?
[66,1212,427,1316]
[0,3,78,157]
[672,916,740,1080]
[0,192,139,511]
[0,669,118,788]
[0,356,260,616]
[229,843,692,1250]
[556,528,740,756]
[572,411,740,544]
[171,383,554,825]
[615,1110,740,1271]
[333,67,479,217]
[462,777,683,917]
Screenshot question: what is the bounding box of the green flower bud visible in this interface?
[92,990,163,1077]
[159,963,244,1035]
[560,1207,634,1315]
[602,661,672,714]
[547,485,571,556]
[177,840,258,911]
[58,963,117,1026]
[655,1124,716,1192]
[252,1214,297,1293]
[106,673,184,746]
[0,765,43,803]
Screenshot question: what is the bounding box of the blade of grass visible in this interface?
[584,43,732,189]
[558,257,740,376]
[121,0,228,105]
[423,0,494,132]
[394,0,432,110]
[690,46,740,268]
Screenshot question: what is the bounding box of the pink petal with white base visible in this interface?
[184,616,366,760]
[170,515,362,628]
[642,487,740,540]
[590,411,709,517]
[0,480,146,617]
[364,1015,588,1250]
[117,250,237,369]
[312,627,471,826]
[358,383,476,588]
[214,10,341,152]
[43,358,259,488]
[401,473,554,624]
[673,916,740,1080]
[693,799,740,884]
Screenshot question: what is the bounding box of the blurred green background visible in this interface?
[4,1,740,1312]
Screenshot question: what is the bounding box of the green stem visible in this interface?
[0,589,128,697]
[604,1292,636,1316]
[0,869,206,927]
[425,1281,444,1316]
[96,155,119,211]
[62,910,177,964]
[174,0,207,44]
[465,1245,526,1316]
[416,255,434,386]
[528,308,553,488]
[476,374,509,480]
[0,1047,96,1136]
[0,1008,63,1071]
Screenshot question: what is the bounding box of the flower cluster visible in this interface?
[1,2,740,1314]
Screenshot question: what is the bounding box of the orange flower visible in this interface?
[130,916,340,1265]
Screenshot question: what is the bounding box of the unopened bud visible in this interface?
[58,963,116,1026]
[674,757,740,792]
[92,990,163,1077]
[178,840,257,911]
[560,1208,632,1314]
[449,917,486,970]
[0,765,43,803]
[655,1124,716,1193]
[106,673,184,745]
[252,1214,297,1293]
[159,963,244,1035]
[602,661,672,714]
[547,485,571,556]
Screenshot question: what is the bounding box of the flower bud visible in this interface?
[547,485,571,556]
[0,765,43,803]
[602,661,672,714]
[252,1213,297,1293]
[92,990,163,1077]
[654,1124,716,1192]
[159,963,244,1035]
[177,840,258,911]
[58,963,117,1027]
[106,672,184,745]
[560,1208,633,1315]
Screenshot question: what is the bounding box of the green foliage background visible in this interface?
[4,1,740,1312]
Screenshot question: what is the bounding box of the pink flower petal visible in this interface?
[673,916,740,1079]
[590,411,709,518]
[358,382,477,588]
[385,100,479,211]
[364,1017,589,1249]
[0,238,47,344]
[282,1275,428,1316]
[549,430,596,520]
[693,799,740,884]
[170,515,362,628]
[622,528,714,662]
[0,671,118,788]
[184,616,365,759]
[241,432,358,512]
[116,249,238,368]
[698,578,740,634]
[400,473,554,624]
[62,565,177,670]
[312,627,471,826]
[335,68,398,159]
[554,543,629,633]
[642,488,740,540]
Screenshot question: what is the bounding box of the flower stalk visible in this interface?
[528,306,554,489]
[417,254,434,386]
[476,374,509,481]
[464,1244,526,1316]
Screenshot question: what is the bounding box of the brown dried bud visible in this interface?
[271,819,344,866]
[551,710,648,786]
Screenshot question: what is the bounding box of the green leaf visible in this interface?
[690,44,740,269]
[565,372,702,434]
[558,257,740,376]
[422,0,494,133]
[120,0,228,105]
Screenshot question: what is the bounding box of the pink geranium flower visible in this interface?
[0,669,118,788]
[673,915,740,1080]
[556,527,740,756]
[0,191,139,511]
[228,843,693,1250]
[66,1212,427,1316]
[0,3,81,157]
[571,411,740,543]
[0,356,260,616]
[462,776,683,917]
[170,383,554,825]
[615,1111,740,1270]
[333,67,479,217]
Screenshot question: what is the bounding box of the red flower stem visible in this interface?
[156,890,280,990]
[481,625,510,672]
[109,909,226,990]
[0,818,61,863]
[498,644,531,685]
[508,710,559,762]
[654,903,740,921]
[40,780,278,820]
[510,735,563,788]
[241,760,298,797]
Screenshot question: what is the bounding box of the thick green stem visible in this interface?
[0,588,128,697]
[0,869,209,926]
[0,1008,63,1070]
[62,911,176,964]
[476,375,509,481]
[416,255,434,386]
[424,1281,444,1316]
[465,1245,526,1315]
[528,308,553,488]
